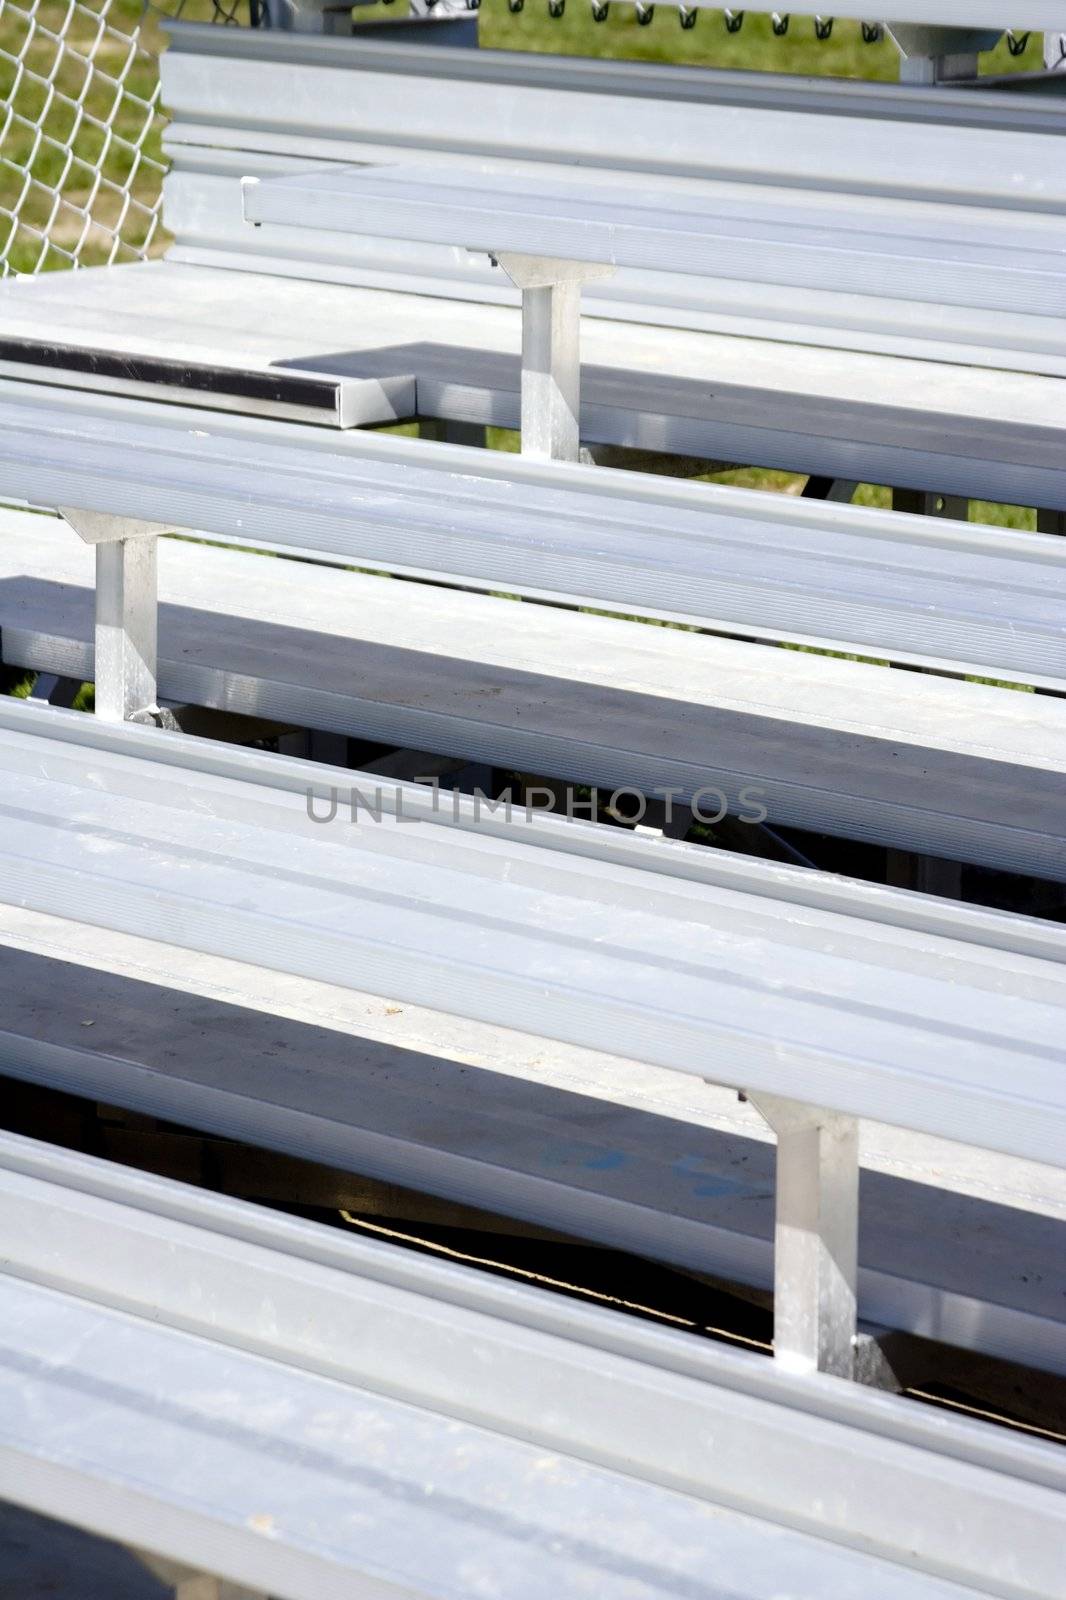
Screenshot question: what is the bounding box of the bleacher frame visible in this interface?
[1,12,1065,1595]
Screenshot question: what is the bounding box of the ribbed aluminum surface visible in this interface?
[3,509,1065,881]
[165,26,1066,212]
[154,22,1066,393]
[0,1131,1063,1600]
[244,165,1066,318]
[0,385,1063,683]
[1,701,1064,1164]
[2,945,1064,1379]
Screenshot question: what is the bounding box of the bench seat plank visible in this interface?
[2,386,1064,685]
[4,1135,1062,1600]
[0,261,1063,505]
[1,699,1064,1165]
[10,1270,937,1600]
[2,941,1063,1377]
[2,510,1065,880]
[244,164,1066,320]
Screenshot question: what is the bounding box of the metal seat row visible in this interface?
[2,18,1064,1587]
[2,385,1065,712]
[2,23,1065,504]
[2,696,1065,1381]
[2,1128,1062,1600]
[2,505,1064,881]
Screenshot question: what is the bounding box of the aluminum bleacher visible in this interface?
[1,10,1065,1596]
[1,20,1065,506]
[2,506,1064,881]
[3,387,1066,680]
[2,697,1066,1358]
[2,1128,1063,1600]
[3,896,1066,1388]
[240,156,1066,462]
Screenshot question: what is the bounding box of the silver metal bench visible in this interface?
[3,931,1064,1382]
[3,506,1065,883]
[2,23,1066,505]
[2,385,1064,723]
[2,18,1065,1585]
[242,159,1066,460]
[3,696,1065,1381]
[2,1130,1062,1600]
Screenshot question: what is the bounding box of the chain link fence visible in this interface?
[0,0,245,277]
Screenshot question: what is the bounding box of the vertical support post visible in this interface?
[888,24,997,84]
[493,253,614,464]
[95,538,159,723]
[897,50,979,83]
[60,509,166,725]
[750,1093,859,1379]
[892,488,968,519]
[264,0,349,32]
[58,508,164,723]
[802,477,858,503]
[520,281,582,462]
[29,674,81,708]
[886,852,963,898]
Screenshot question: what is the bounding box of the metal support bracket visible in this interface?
[60,507,166,725]
[748,1092,859,1380]
[802,477,859,503]
[419,418,488,448]
[892,489,969,519]
[493,253,615,462]
[29,673,81,708]
[888,23,1000,83]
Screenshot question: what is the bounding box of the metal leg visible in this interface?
[892,489,968,519]
[888,24,994,83]
[802,477,858,503]
[886,851,963,899]
[897,50,980,82]
[750,1093,859,1379]
[59,509,167,725]
[94,538,159,724]
[307,729,351,766]
[29,674,81,708]
[519,280,582,462]
[635,796,693,840]
[492,252,614,463]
